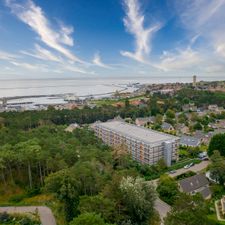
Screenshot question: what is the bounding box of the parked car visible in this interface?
[202,157,209,161]
[184,162,194,169]
[184,164,190,169]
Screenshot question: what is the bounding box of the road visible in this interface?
[0,206,56,225]
[169,160,210,178]
[152,160,210,224]
[154,198,171,225]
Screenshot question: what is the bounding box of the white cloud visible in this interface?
[174,0,225,30]
[10,60,44,70]
[173,0,225,59]
[61,64,87,74]
[204,64,225,73]
[0,51,19,60]
[5,0,82,63]
[92,52,111,69]
[156,47,202,72]
[21,44,61,62]
[121,0,161,63]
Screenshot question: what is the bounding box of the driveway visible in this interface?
[169,160,210,178]
[155,198,171,225]
[0,206,56,225]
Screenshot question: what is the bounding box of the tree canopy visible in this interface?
[208,133,225,156]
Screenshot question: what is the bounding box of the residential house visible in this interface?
[180,135,201,147]
[216,120,225,129]
[176,123,190,134]
[161,122,174,132]
[65,123,80,132]
[208,104,219,112]
[182,103,197,112]
[130,99,147,108]
[135,116,155,126]
[179,174,211,199]
[208,105,224,114]
[194,130,211,145]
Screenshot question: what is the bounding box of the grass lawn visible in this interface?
[208,214,225,225]
[92,95,147,106]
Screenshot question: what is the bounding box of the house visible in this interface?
[176,123,190,134]
[208,104,219,112]
[130,99,147,108]
[194,130,210,145]
[179,174,211,199]
[87,103,97,109]
[208,122,217,129]
[182,103,197,112]
[216,120,225,129]
[135,116,155,126]
[180,135,201,147]
[161,122,174,131]
[65,123,80,132]
[113,102,124,107]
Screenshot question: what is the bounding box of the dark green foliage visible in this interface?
[69,212,110,225]
[175,88,225,108]
[175,171,196,181]
[208,133,225,157]
[193,122,202,131]
[209,150,225,185]
[157,175,179,205]
[165,193,216,225]
[78,195,117,223]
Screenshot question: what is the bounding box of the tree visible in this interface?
[165,193,215,225]
[119,176,156,224]
[209,150,225,185]
[69,213,110,225]
[15,139,41,188]
[157,175,179,205]
[166,110,175,119]
[125,98,130,108]
[177,113,187,124]
[155,114,163,125]
[112,144,133,169]
[45,169,78,221]
[208,133,225,157]
[193,122,202,131]
[78,195,117,223]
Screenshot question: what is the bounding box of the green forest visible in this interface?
[0,88,225,225]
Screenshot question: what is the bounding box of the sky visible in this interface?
[0,0,225,79]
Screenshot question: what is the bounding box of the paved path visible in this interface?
[169,160,210,178]
[154,198,171,225]
[0,206,56,225]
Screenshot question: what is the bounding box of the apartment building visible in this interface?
[91,120,180,166]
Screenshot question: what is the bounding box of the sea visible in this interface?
[0,76,224,105]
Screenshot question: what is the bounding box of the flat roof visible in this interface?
[94,121,179,144]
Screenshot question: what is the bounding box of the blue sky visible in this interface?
[0,0,225,79]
